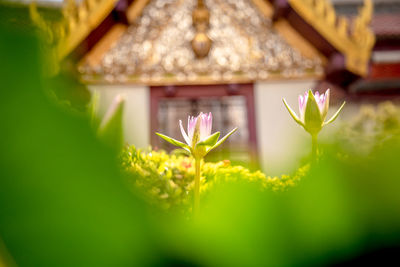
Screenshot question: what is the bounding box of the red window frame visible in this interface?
[150,83,258,161]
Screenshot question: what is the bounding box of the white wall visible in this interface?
[255,80,316,175]
[89,85,150,149]
[89,82,354,175]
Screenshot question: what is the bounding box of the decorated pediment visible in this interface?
[78,0,323,84]
[29,0,375,87]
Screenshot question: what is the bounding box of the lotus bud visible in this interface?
[283,89,345,136]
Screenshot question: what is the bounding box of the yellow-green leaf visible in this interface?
[155,133,190,152]
[210,127,237,151]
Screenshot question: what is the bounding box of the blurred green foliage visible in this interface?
[338,101,400,155]
[121,146,308,212]
[0,10,153,266]
[46,68,92,113]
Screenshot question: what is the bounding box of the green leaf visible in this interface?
[196,132,220,149]
[304,90,323,134]
[89,91,100,129]
[155,132,191,152]
[210,127,237,151]
[171,148,191,157]
[324,101,346,126]
[97,95,124,150]
[282,98,304,126]
[194,132,221,158]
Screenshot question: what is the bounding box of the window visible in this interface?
[150,84,258,166]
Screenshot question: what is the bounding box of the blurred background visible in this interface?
[1,0,400,266]
[3,0,399,174]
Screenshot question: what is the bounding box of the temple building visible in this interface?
[28,0,400,173]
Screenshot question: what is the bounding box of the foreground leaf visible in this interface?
[98,95,125,150]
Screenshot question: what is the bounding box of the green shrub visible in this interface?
[120,146,308,212]
[338,101,400,154]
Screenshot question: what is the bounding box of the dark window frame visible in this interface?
[150,83,258,161]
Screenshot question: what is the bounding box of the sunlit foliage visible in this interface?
[121,146,308,212]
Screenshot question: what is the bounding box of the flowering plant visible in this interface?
[156,112,237,215]
[283,89,345,158]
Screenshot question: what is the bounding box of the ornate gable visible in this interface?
[78,0,323,84]
[30,0,375,88]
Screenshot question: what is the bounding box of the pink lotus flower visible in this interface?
[156,112,237,158]
[180,112,213,147]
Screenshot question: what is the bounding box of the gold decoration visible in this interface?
[80,0,322,84]
[192,0,210,25]
[30,0,374,81]
[250,0,274,18]
[191,0,212,58]
[30,0,119,61]
[191,31,212,58]
[273,19,327,64]
[80,24,128,68]
[126,0,150,23]
[289,0,375,76]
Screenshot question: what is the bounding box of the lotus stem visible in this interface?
[312,134,318,161]
[194,157,201,216]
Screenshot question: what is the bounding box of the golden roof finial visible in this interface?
[191,0,212,58]
[352,0,374,47]
[289,0,375,76]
